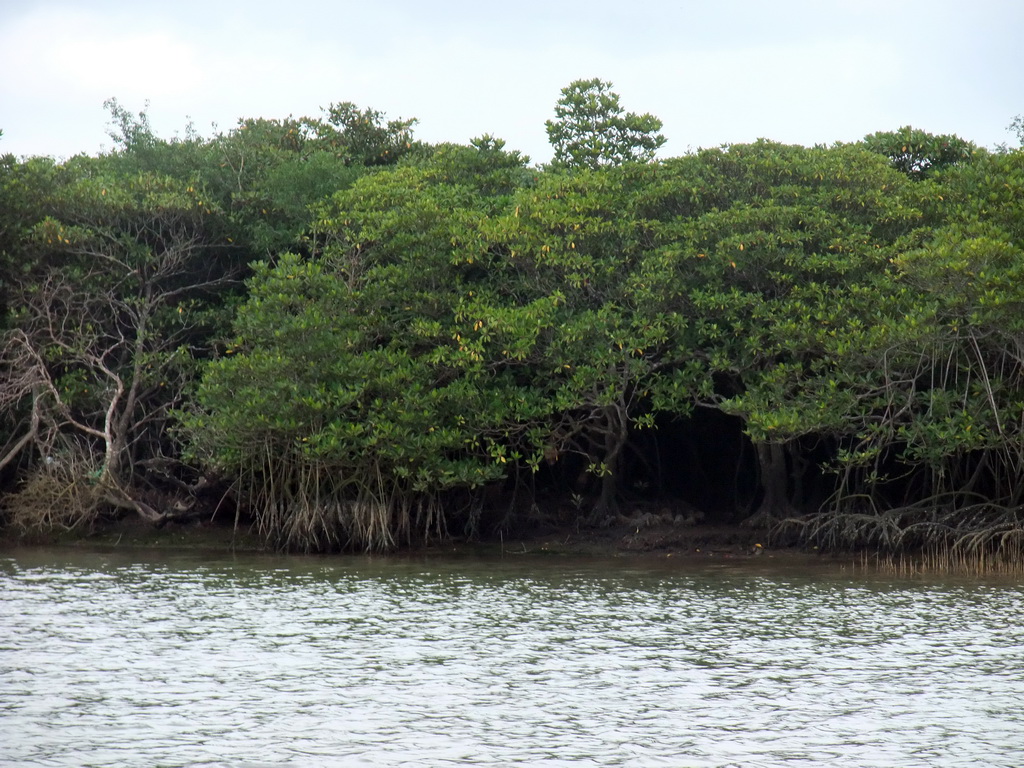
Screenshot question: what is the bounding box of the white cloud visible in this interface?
[0,7,202,100]
[0,0,1020,160]
[0,6,206,156]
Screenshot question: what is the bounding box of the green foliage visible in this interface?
[6,94,1024,557]
[210,118,364,255]
[0,157,244,528]
[621,141,939,520]
[185,140,547,548]
[101,98,214,185]
[1009,114,1024,146]
[546,79,666,170]
[321,102,418,167]
[401,135,533,199]
[97,99,419,258]
[184,130,1024,547]
[861,126,975,179]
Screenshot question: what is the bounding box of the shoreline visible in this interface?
[7,514,1021,578]
[9,518,1024,579]
[0,513,834,566]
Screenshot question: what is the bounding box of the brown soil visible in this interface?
[423,520,790,561]
[0,508,826,564]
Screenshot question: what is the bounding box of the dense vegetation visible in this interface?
[3,81,1023,560]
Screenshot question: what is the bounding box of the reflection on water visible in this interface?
[1,548,1023,767]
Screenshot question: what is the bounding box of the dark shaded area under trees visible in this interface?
[3,82,1024,564]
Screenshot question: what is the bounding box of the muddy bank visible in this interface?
[0,511,834,566]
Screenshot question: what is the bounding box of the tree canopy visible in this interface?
[2,88,1023,564]
[545,78,666,170]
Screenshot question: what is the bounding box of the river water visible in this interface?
[1,548,1022,767]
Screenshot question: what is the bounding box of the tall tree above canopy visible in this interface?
[321,102,418,167]
[1009,114,1024,146]
[545,79,666,170]
[861,126,975,179]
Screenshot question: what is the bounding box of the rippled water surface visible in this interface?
[2,548,1023,767]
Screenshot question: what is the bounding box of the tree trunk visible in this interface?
[591,403,628,520]
[747,441,793,527]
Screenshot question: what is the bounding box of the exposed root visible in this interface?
[780,493,1024,569]
[2,452,105,533]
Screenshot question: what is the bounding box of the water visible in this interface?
[1,548,1023,767]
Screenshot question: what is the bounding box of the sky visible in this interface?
[1,0,1022,164]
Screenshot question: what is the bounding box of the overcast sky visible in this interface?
[2,0,1022,164]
